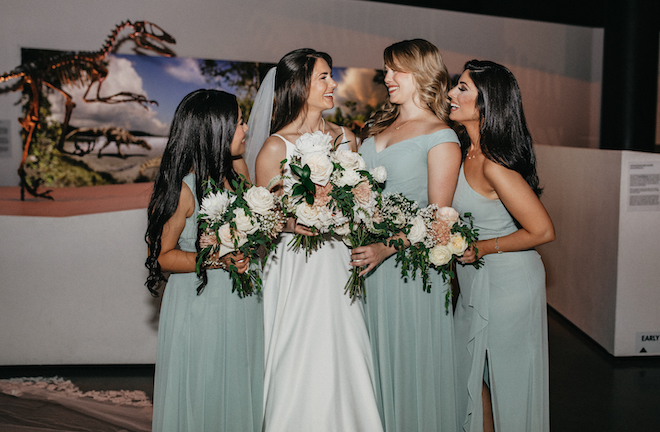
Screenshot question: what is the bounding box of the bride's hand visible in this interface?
[350,243,394,277]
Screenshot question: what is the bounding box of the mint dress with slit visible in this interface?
[452,165,549,432]
[152,173,264,432]
[360,129,460,432]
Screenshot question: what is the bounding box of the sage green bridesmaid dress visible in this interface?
[452,165,549,432]
[360,129,459,432]
[152,173,264,432]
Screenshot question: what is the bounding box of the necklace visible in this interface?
[466,147,479,160]
[394,118,415,130]
[296,117,326,135]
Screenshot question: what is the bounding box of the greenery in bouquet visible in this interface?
[284,131,388,301]
[398,205,481,310]
[196,176,286,297]
[335,166,387,302]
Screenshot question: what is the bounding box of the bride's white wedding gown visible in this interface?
[261,132,383,432]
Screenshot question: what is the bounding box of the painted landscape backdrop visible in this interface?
[21,49,388,186]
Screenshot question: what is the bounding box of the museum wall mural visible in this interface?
[11,46,387,199]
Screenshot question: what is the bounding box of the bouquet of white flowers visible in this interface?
[283,131,387,301]
[284,131,386,246]
[397,204,481,309]
[196,177,286,297]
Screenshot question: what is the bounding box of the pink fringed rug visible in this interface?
[0,377,152,431]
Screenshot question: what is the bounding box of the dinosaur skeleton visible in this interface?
[0,20,175,199]
[65,126,152,158]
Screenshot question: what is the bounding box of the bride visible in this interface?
[245,48,383,432]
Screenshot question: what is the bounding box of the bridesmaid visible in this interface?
[449,60,555,432]
[146,90,263,432]
[351,39,461,431]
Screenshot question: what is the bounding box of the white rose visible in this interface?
[200,190,234,222]
[437,206,460,224]
[295,131,333,156]
[369,165,387,183]
[233,208,260,235]
[429,244,453,266]
[233,229,248,248]
[295,202,321,228]
[244,186,275,215]
[334,169,363,187]
[407,215,427,245]
[301,152,334,186]
[331,149,365,171]
[447,233,469,256]
[217,223,235,248]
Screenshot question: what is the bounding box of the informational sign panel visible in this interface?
[627,161,660,212]
[636,332,660,354]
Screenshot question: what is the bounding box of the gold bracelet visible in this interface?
[495,237,502,254]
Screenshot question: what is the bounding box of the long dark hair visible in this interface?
[364,39,451,138]
[270,48,333,133]
[145,89,240,296]
[464,60,542,196]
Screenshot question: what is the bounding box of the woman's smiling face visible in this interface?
[384,61,417,105]
[448,70,480,126]
[306,58,337,112]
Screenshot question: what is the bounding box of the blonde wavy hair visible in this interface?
[363,39,451,139]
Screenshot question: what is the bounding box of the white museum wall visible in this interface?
[0,210,158,365]
[536,146,660,357]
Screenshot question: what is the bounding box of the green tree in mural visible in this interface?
[198,60,275,120]
[20,87,113,190]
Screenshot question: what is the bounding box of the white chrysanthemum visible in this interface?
[315,206,334,231]
[200,191,234,222]
[295,131,333,156]
[333,222,351,236]
[330,208,349,228]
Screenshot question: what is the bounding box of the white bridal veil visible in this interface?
[244,67,277,182]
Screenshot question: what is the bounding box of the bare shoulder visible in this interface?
[420,115,450,136]
[259,135,287,158]
[179,181,195,218]
[482,157,528,193]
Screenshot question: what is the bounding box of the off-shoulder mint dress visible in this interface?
[452,165,549,432]
[152,173,264,432]
[360,129,459,432]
